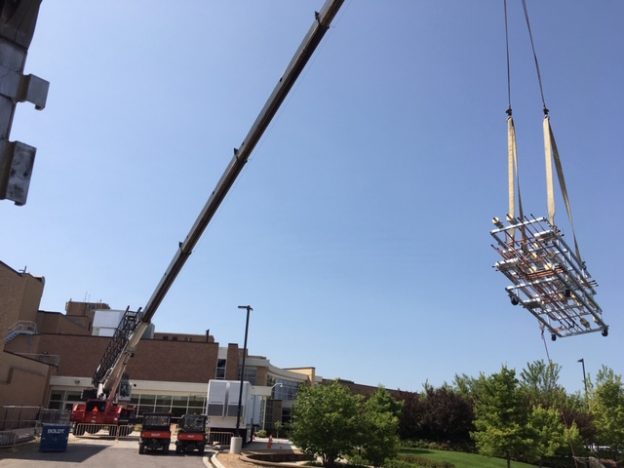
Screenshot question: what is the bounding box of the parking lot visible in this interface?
[0,435,210,468]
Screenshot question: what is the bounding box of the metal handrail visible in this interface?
[4,321,38,343]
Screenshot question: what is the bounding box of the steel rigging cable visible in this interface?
[521,0,549,115]
[504,0,584,265]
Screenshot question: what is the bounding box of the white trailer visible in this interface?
[206,380,263,443]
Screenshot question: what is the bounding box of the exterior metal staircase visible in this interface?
[4,321,37,343]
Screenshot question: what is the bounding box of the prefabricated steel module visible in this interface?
[491,214,608,340]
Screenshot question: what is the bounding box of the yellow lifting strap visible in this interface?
[542,115,584,265]
[507,115,524,241]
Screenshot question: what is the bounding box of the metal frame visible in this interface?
[490,215,608,339]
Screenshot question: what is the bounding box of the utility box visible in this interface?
[39,424,69,452]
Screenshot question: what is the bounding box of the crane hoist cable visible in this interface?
[503,0,524,243]
[521,0,548,114]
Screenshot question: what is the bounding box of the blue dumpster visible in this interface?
[39,424,70,452]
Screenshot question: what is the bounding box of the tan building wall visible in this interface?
[0,351,53,407]
[256,366,268,386]
[0,261,44,345]
[225,343,240,380]
[3,334,42,356]
[286,367,316,383]
[36,312,91,336]
[65,300,109,317]
[14,334,220,384]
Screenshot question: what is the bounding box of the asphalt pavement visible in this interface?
[0,434,209,468]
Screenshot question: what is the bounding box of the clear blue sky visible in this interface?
[2,1,622,394]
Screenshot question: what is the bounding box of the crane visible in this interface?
[70,0,344,435]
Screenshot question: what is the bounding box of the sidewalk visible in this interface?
[211,438,297,468]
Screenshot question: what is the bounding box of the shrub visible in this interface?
[388,455,455,468]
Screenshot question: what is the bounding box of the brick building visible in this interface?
[1,261,314,429]
[0,261,51,408]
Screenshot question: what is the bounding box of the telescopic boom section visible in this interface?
[97,0,344,399]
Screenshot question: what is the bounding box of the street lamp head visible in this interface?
[238,305,253,311]
[578,358,584,363]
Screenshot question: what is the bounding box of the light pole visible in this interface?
[235,305,253,437]
[578,358,589,403]
[262,383,283,431]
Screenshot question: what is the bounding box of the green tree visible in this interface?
[360,387,401,467]
[526,405,565,466]
[397,390,420,440]
[453,372,487,400]
[291,381,362,467]
[273,421,283,438]
[519,360,566,409]
[560,392,596,449]
[590,366,624,458]
[471,366,529,468]
[417,384,474,444]
[563,421,584,457]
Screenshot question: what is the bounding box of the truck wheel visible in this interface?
[139,443,145,455]
[176,444,183,455]
[198,446,205,456]
[163,441,170,454]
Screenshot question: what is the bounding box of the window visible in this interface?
[48,391,63,409]
[65,392,82,403]
[239,366,257,385]
[138,395,156,414]
[188,396,206,414]
[156,395,172,407]
[172,396,188,407]
[140,395,156,406]
[154,395,171,414]
[216,359,226,380]
[48,390,82,411]
[171,396,188,417]
[273,379,301,401]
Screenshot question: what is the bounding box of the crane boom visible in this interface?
[96,0,344,399]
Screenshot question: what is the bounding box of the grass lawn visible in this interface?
[398,447,536,468]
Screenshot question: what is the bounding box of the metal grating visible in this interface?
[490,215,608,339]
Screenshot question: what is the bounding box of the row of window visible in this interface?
[48,390,206,417]
[129,394,206,417]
